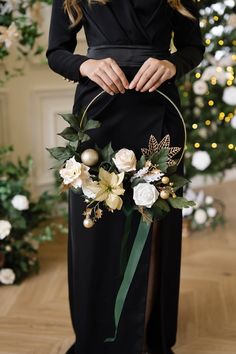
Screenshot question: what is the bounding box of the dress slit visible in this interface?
[143,220,161,354]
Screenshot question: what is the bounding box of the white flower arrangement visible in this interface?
[47,110,195,228]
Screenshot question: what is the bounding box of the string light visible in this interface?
[213,16,219,21]
[195,72,201,79]
[205,38,211,45]
[211,77,217,85]
[208,100,214,106]
[218,112,225,120]
[191,143,236,150]
[218,40,224,46]
[192,123,198,129]
[205,120,211,125]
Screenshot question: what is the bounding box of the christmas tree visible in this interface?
[179,0,236,180]
[178,0,236,231]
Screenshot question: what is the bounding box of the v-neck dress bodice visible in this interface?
[131,0,160,27]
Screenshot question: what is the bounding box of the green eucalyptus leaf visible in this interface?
[137,154,146,169]
[168,197,196,209]
[100,142,114,162]
[84,119,101,131]
[154,198,171,212]
[78,131,91,143]
[57,127,78,142]
[150,149,169,171]
[46,147,73,161]
[170,174,191,191]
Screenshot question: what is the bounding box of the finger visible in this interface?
[92,73,115,95]
[140,67,166,92]
[129,60,152,89]
[110,61,130,90]
[135,65,160,91]
[148,72,170,92]
[104,65,126,93]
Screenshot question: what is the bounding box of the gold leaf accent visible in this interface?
[141,134,182,166]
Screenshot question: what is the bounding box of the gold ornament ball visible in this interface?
[83,217,94,228]
[81,148,99,166]
[160,190,170,199]
[161,176,170,184]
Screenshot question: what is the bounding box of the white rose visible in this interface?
[59,156,90,188]
[205,195,214,205]
[230,115,236,129]
[193,80,208,95]
[0,220,12,240]
[194,209,207,225]
[11,195,29,211]
[207,207,217,218]
[133,183,159,208]
[112,148,137,172]
[223,86,236,106]
[0,268,16,285]
[192,151,211,171]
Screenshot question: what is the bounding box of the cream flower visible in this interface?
[0,22,19,48]
[131,160,164,183]
[0,268,15,285]
[86,167,125,210]
[0,220,12,240]
[133,183,159,208]
[59,156,90,188]
[112,148,137,172]
[11,195,29,211]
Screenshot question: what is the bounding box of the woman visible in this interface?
[46,1,205,354]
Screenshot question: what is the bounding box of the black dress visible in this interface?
[46,1,205,354]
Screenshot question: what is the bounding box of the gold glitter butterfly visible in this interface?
[141,134,181,166]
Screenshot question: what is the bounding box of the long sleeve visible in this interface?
[167,0,205,80]
[46,0,89,83]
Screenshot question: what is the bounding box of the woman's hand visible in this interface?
[79,58,129,95]
[128,58,176,92]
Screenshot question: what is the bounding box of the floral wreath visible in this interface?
[47,88,195,343]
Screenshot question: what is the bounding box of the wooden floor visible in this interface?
[0,180,236,354]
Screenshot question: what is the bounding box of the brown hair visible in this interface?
[63,0,196,28]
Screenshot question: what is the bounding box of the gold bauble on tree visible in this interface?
[81,148,99,166]
[160,190,170,199]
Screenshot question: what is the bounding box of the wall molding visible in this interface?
[30,87,75,190]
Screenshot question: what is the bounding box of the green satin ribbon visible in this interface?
[104,215,152,343]
[118,209,134,278]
